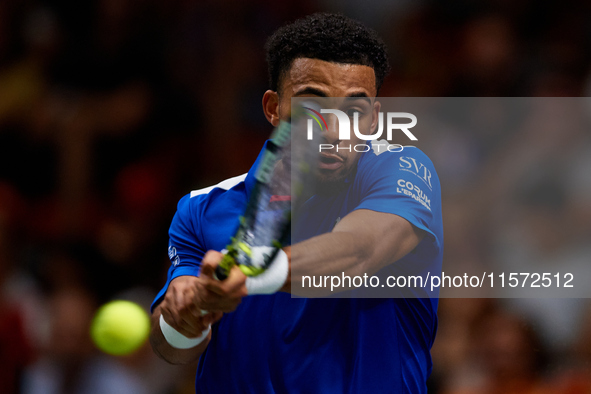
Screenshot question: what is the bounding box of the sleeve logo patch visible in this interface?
[168,245,180,266]
[397,179,431,211]
[399,156,433,191]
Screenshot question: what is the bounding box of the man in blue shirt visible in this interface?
[150,13,443,393]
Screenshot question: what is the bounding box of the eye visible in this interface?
[346,108,363,118]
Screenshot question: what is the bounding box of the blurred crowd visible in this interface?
[1,0,590,393]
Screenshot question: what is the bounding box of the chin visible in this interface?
[314,170,349,195]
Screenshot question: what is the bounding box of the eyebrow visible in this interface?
[346,94,372,105]
[347,92,370,98]
[293,87,328,97]
[293,87,371,98]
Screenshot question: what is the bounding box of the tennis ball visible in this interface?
[90,300,150,356]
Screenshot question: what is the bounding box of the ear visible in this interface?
[371,99,382,133]
[262,90,280,127]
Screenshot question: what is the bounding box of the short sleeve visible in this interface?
[151,194,205,311]
[355,146,441,245]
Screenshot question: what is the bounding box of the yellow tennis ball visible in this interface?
[90,300,150,356]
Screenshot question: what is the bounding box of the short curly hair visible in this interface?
[265,13,390,94]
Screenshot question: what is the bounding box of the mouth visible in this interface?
[318,153,344,170]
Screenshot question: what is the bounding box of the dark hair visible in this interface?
[265,13,390,93]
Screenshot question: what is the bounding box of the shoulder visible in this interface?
[188,173,248,199]
[360,142,434,169]
[353,143,442,235]
[172,174,248,231]
[178,140,270,216]
[182,173,247,209]
[357,143,439,190]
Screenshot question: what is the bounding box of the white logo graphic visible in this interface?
[168,245,180,266]
[399,156,432,190]
[304,107,417,154]
[397,179,431,211]
[307,109,417,141]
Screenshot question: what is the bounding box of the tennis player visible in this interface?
[150,13,443,393]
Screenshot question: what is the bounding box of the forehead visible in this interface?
[281,58,377,97]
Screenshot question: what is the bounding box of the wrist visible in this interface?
[245,248,289,295]
[159,314,211,349]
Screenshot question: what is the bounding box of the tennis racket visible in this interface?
[162,115,318,345]
[214,102,319,281]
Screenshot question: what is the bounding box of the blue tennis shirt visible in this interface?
[153,141,443,393]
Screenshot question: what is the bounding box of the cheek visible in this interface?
[344,150,363,167]
[351,116,375,138]
[363,116,376,134]
[277,97,292,120]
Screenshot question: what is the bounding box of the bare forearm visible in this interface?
[282,210,424,295]
[289,231,374,286]
[149,305,209,365]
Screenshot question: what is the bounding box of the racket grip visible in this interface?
[214,265,228,281]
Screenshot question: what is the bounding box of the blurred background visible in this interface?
[1,0,591,393]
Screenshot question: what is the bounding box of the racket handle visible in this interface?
[214,265,228,281]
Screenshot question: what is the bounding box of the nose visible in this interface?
[322,113,341,145]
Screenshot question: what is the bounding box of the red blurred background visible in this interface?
[1,0,591,393]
